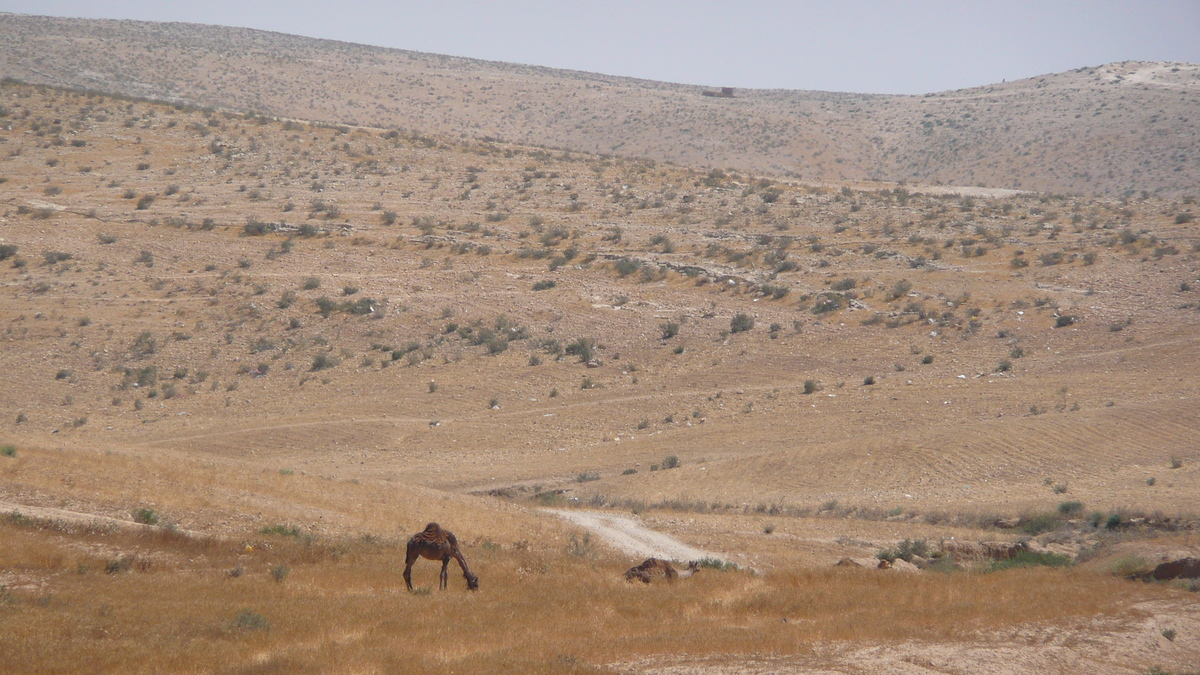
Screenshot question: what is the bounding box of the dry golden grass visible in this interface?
[1,516,1183,674]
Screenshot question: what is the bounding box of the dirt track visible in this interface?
[545,508,728,563]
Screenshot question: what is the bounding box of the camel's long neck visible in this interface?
[454,549,476,580]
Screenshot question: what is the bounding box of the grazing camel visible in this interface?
[624,558,700,584]
[403,522,479,591]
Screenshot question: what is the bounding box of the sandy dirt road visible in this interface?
[544,508,728,563]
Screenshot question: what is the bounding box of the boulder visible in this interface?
[1147,557,1200,581]
[834,557,880,568]
[940,541,985,558]
[982,541,1029,560]
[888,558,922,573]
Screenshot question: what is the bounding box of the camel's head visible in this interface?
[466,573,480,591]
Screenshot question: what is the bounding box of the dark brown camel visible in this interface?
[624,558,700,584]
[403,522,479,591]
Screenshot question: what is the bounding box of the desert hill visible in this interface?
[1,38,1200,675]
[2,12,1198,197]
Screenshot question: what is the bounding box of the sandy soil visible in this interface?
[546,508,728,563]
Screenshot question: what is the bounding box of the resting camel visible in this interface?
[624,558,700,584]
[403,522,479,591]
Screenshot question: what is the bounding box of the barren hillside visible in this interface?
[1,61,1200,674]
[1,13,1198,197]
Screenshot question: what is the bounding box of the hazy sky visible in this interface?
[3,1,1198,94]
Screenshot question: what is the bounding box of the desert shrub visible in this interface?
[232,609,269,631]
[132,508,159,525]
[260,524,302,537]
[1021,513,1062,535]
[614,257,640,277]
[831,278,856,292]
[921,355,934,364]
[270,565,290,583]
[0,244,18,260]
[803,380,818,394]
[811,295,842,314]
[661,321,680,339]
[565,337,595,362]
[989,550,1073,572]
[1175,213,1195,224]
[243,218,276,236]
[878,538,929,563]
[863,376,875,386]
[131,331,157,357]
[575,472,600,483]
[662,455,681,469]
[315,296,337,317]
[697,558,739,571]
[884,279,913,301]
[532,280,556,291]
[1057,501,1084,516]
[730,313,754,333]
[621,468,637,476]
[311,353,338,371]
[1,445,15,458]
[135,194,154,210]
[1055,315,1076,328]
[44,251,73,264]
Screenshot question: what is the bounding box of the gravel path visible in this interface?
[544,508,728,563]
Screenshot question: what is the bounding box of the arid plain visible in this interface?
[1,16,1200,675]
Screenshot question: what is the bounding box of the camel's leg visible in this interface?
[403,544,419,591]
[440,557,450,590]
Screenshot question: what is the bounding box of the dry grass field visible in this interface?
[1,62,1199,673]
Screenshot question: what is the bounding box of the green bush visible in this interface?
[232,609,269,631]
[614,257,640,277]
[989,550,1073,572]
[260,524,302,537]
[565,337,595,362]
[1057,501,1084,516]
[311,353,339,371]
[730,313,755,333]
[1021,513,1062,535]
[697,557,738,571]
[132,508,159,525]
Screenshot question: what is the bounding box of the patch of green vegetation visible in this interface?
[988,550,1073,572]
